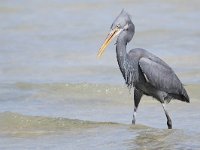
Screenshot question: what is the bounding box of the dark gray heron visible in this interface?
[97,10,189,129]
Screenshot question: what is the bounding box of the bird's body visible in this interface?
[97,10,189,129]
[117,47,189,103]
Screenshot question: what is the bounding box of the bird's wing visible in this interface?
[138,57,182,94]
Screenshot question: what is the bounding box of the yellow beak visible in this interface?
[97,27,122,58]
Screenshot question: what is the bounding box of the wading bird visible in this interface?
[97,10,189,129]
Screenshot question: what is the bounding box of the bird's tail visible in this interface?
[180,87,190,103]
[170,86,190,103]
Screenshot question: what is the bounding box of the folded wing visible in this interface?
[139,57,189,102]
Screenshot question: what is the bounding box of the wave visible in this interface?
[12,82,200,102]
[0,111,116,130]
[13,82,135,103]
[0,112,150,136]
[0,111,116,136]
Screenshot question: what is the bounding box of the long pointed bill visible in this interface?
[97,27,122,58]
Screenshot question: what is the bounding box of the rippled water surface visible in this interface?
[0,0,200,149]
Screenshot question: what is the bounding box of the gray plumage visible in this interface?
[104,10,190,129]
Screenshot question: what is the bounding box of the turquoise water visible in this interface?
[0,0,200,149]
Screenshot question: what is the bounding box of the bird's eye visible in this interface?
[116,24,120,28]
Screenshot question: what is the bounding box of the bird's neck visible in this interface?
[116,22,134,68]
[116,34,128,70]
[115,22,135,87]
[116,35,129,85]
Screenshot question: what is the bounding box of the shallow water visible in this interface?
[0,83,200,149]
[0,0,200,149]
[0,111,200,150]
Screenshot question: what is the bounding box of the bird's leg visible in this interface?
[161,103,172,129]
[132,106,137,124]
[132,88,143,124]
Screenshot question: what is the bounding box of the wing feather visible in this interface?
[139,57,182,94]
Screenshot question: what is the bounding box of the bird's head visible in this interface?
[97,9,135,58]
